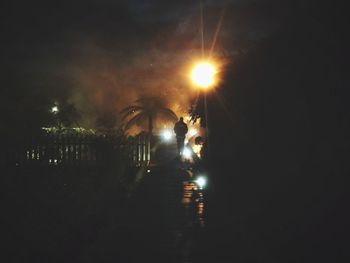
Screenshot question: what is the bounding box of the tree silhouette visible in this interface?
[120,97,178,136]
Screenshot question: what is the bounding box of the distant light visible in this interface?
[182,147,192,159]
[195,176,207,189]
[147,169,151,173]
[161,130,172,141]
[51,106,59,114]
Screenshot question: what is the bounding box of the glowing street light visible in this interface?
[161,129,173,142]
[182,147,192,159]
[189,61,217,152]
[187,58,221,165]
[195,176,207,189]
[191,61,217,89]
[51,106,59,114]
[50,105,62,129]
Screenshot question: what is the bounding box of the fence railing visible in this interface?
[1,133,150,167]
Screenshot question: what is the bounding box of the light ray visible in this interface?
[200,0,204,58]
[209,8,226,58]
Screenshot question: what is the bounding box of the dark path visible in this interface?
[3,141,209,262]
[79,161,206,263]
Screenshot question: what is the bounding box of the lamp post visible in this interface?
[190,60,217,143]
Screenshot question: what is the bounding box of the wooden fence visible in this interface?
[1,133,150,167]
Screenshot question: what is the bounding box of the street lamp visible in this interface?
[195,176,207,189]
[189,60,218,150]
[50,105,61,130]
[161,129,173,142]
[191,61,217,90]
[182,147,192,159]
[51,106,59,114]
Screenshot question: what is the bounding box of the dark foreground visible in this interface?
[3,157,350,263]
[3,162,209,263]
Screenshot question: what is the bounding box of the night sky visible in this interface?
[1,0,292,129]
[1,0,349,262]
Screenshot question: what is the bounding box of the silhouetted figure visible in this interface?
[174,117,188,156]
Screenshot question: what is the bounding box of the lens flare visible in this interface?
[191,62,216,88]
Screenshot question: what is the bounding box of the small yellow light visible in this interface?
[191,62,216,88]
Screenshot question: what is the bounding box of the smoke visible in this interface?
[1,0,285,132]
[64,40,201,130]
[58,0,284,131]
[60,5,228,131]
[59,4,208,131]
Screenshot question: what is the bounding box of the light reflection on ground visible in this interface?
[182,180,206,228]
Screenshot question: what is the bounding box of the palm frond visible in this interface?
[160,108,178,121]
[122,97,177,133]
[119,105,143,115]
[120,105,144,121]
[124,112,147,130]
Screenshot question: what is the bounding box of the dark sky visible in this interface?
[1,0,294,129]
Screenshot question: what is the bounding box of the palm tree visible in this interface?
[120,97,178,136]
